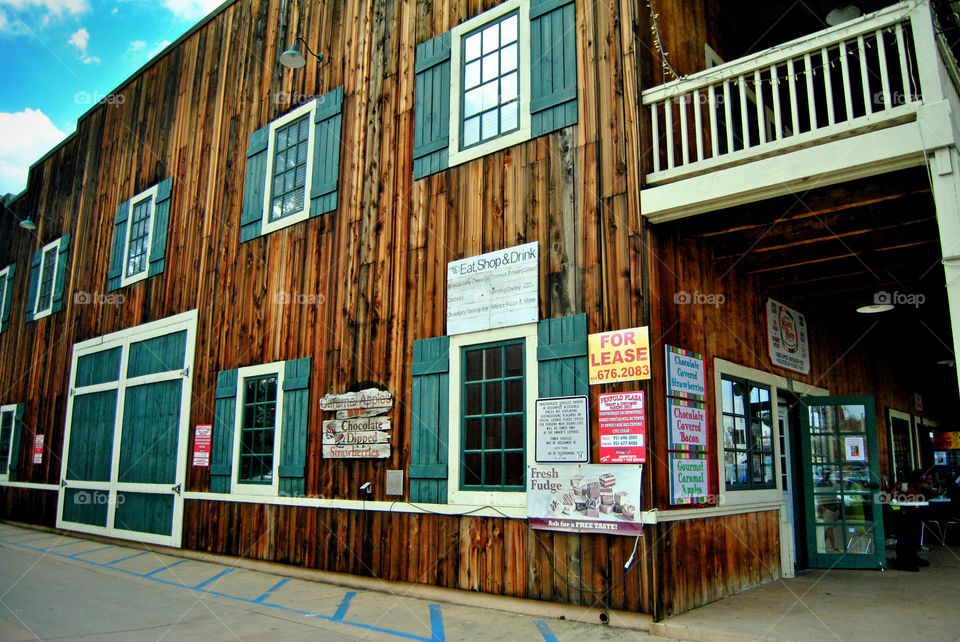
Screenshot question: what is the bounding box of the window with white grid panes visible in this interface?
[460,11,520,149]
[125,195,153,278]
[270,115,310,223]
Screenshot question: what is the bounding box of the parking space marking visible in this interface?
[105,551,147,565]
[70,545,113,558]
[332,590,355,620]
[254,578,289,603]
[193,567,233,590]
[143,560,186,577]
[534,619,559,641]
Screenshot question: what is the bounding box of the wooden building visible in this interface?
[1,0,958,621]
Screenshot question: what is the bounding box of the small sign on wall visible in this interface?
[597,392,646,464]
[535,396,589,463]
[320,389,393,459]
[667,398,707,451]
[588,327,651,385]
[767,298,810,374]
[32,434,43,465]
[446,242,539,335]
[193,424,212,466]
[670,453,709,505]
[665,345,705,400]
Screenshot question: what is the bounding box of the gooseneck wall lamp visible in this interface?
[279,36,323,69]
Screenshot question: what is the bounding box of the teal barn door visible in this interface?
[58,312,197,547]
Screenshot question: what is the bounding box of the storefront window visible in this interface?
[721,375,775,490]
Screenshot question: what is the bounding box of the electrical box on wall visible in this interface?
[386,470,403,495]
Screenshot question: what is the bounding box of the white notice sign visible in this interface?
[535,396,589,463]
[446,242,539,335]
[766,298,810,374]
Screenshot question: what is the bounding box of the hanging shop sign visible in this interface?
[535,396,589,463]
[669,453,710,505]
[32,434,44,465]
[766,298,810,374]
[527,463,642,535]
[320,388,392,459]
[588,327,651,385]
[446,241,539,335]
[935,451,948,466]
[598,392,646,464]
[192,424,212,467]
[844,436,866,462]
[665,345,705,401]
[933,432,960,449]
[667,398,707,451]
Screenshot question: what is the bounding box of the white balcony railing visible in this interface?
[643,2,925,186]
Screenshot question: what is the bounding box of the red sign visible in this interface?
[598,392,646,463]
[193,424,212,467]
[32,434,43,465]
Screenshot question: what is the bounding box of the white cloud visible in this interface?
[0,109,67,195]
[67,26,99,64]
[0,0,89,16]
[156,0,221,20]
[147,39,170,59]
[67,26,87,49]
[128,40,145,53]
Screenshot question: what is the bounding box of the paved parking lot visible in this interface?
[0,524,656,641]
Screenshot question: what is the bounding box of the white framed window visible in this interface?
[120,184,159,288]
[0,405,17,482]
[448,322,538,508]
[32,237,63,321]
[261,100,316,236]
[0,264,12,330]
[448,0,531,167]
[231,362,285,496]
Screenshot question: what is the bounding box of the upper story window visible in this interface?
[240,87,344,241]
[457,9,525,154]
[721,375,775,490]
[0,264,14,333]
[412,0,577,179]
[26,235,69,322]
[107,179,173,292]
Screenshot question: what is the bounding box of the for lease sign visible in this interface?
[588,327,651,385]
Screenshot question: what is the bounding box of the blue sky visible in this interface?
[0,0,225,196]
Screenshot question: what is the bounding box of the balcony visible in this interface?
[640,1,960,222]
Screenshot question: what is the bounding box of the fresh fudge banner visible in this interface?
[527,464,643,535]
[670,453,709,505]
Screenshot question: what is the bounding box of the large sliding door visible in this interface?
[58,311,196,547]
[799,396,885,570]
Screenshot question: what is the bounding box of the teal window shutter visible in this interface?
[148,178,173,276]
[410,336,450,503]
[210,369,238,493]
[530,0,578,138]
[50,234,71,314]
[310,88,343,218]
[413,32,451,180]
[537,314,588,397]
[1,264,15,332]
[8,404,25,482]
[107,200,131,292]
[240,125,269,242]
[24,249,42,322]
[279,357,311,497]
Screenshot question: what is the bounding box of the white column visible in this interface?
[927,146,960,395]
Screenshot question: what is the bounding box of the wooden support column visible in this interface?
[928,146,960,396]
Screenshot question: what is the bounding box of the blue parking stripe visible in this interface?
[105,551,147,565]
[534,620,559,642]
[0,534,439,642]
[70,545,112,558]
[143,560,185,577]
[193,567,233,590]
[332,591,356,621]
[46,540,85,550]
[254,578,289,603]
[430,605,445,642]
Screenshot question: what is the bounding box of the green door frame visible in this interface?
[799,395,886,570]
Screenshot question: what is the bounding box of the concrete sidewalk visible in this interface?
[653,543,960,642]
